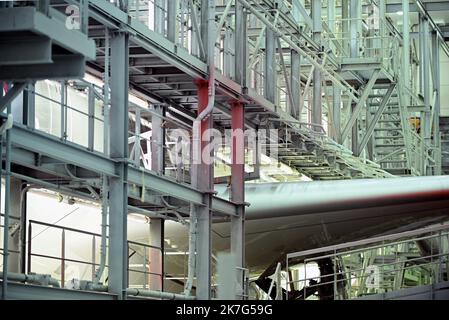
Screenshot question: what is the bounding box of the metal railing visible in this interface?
[26,220,163,289]
[286,223,449,300]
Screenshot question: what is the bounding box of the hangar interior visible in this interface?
[1,0,449,300]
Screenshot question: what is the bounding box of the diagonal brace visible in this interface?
[0,82,26,113]
[356,84,396,156]
[341,69,381,142]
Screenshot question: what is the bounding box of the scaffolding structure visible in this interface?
[0,0,447,300]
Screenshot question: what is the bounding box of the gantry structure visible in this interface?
[0,0,447,300]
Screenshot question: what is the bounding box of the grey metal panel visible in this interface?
[0,55,86,81]
[0,37,52,66]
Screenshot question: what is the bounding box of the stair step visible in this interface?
[374,136,403,140]
[370,111,400,115]
[379,160,407,163]
[375,144,405,147]
[384,168,412,175]
[375,128,402,132]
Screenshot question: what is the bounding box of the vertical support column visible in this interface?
[351,102,359,154]
[1,83,12,299]
[154,0,166,35]
[402,0,410,89]
[432,32,441,175]
[23,83,35,128]
[230,101,245,299]
[332,86,341,142]
[365,99,374,160]
[342,0,349,54]
[379,0,386,56]
[327,0,335,34]
[88,85,95,151]
[167,0,177,42]
[60,82,67,140]
[194,80,213,300]
[150,218,164,291]
[291,50,301,119]
[312,0,322,128]
[108,31,129,300]
[422,18,431,148]
[150,104,165,291]
[350,0,361,58]
[292,0,302,120]
[265,28,276,104]
[8,178,22,274]
[235,1,247,87]
[419,14,424,94]
[151,105,165,173]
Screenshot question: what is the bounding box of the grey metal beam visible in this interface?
[386,2,449,13]
[264,28,276,104]
[22,83,35,128]
[230,102,245,299]
[108,30,129,300]
[9,125,237,216]
[167,0,178,42]
[0,37,51,66]
[432,31,441,175]
[350,0,361,58]
[154,0,165,35]
[332,86,341,142]
[312,0,322,129]
[0,7,96,60]
[195,0,215,300]
[234,1,247,87]
[357,85,396,156]
[422,17,431,149]
[88,85,95,151]
[0,55,86,81]
[291,50,301,119]
[150,104,165,291]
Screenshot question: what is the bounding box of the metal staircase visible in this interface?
[369,87,411,176]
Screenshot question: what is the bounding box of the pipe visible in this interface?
[126,288,195,300]
[94,175,108,285]
[0,272,60,288]
[192,0,216,163]
[183,204,197,296]
[187,0,216,297]
[64,164,100,200]
[215,176,449,220]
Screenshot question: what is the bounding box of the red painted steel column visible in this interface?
[194,79,213,299]
[231,100,245,299]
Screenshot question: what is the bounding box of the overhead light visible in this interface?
[396,11,403,16]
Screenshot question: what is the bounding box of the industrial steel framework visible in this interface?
[0,0,447,300]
